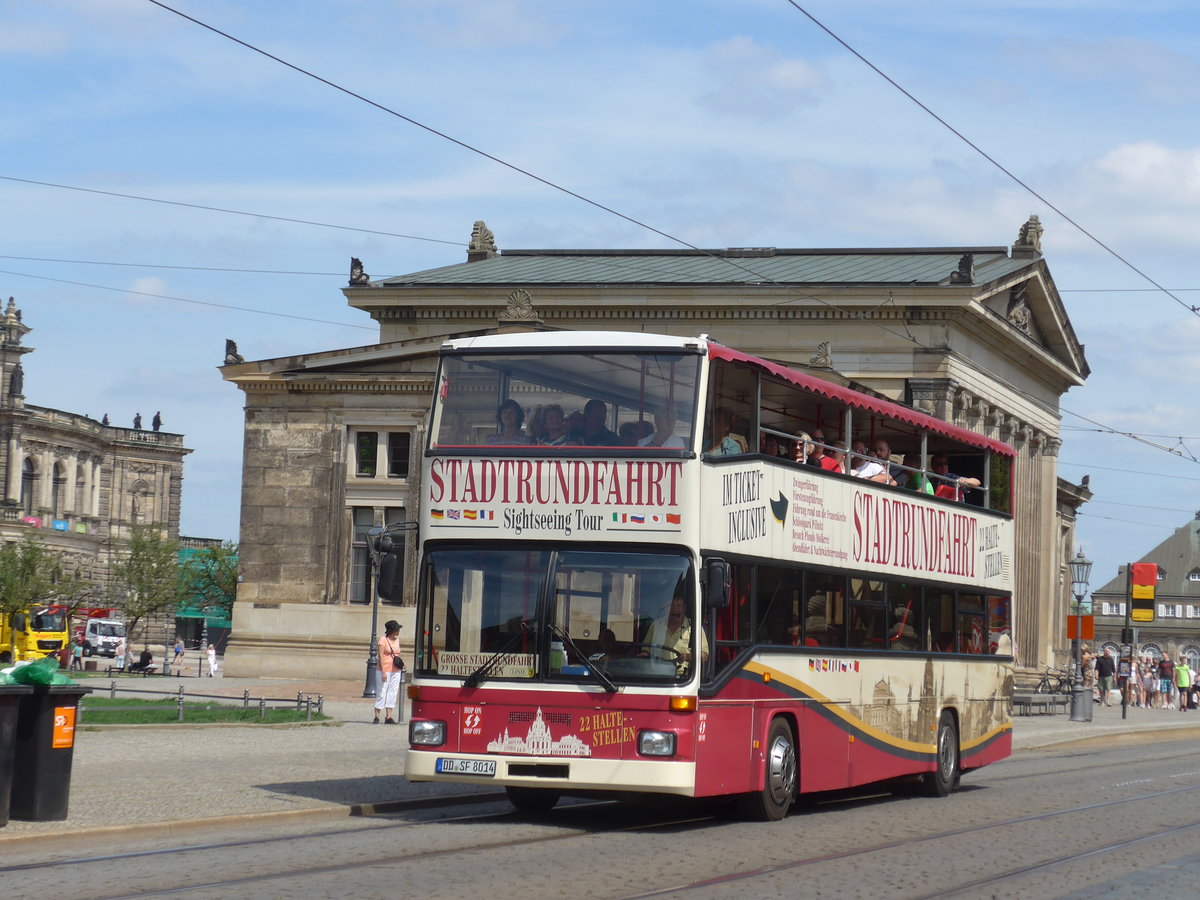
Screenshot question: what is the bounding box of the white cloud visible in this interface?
[698,36,825,119]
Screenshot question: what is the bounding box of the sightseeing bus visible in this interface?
[405,332,1014,820]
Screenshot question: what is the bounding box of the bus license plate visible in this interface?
[436,757,496,776]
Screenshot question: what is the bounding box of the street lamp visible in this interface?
[1069,548,1093,722]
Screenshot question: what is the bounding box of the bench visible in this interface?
[1013,692,1070,715]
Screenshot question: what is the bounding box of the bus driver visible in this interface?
[646,586,709,676]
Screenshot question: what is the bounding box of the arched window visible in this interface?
[51,462,66,517]
[20,458,36,515]
[1184,645,1200,673]
[1141,642,1163,661]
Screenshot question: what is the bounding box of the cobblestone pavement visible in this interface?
[3,676,1198,843]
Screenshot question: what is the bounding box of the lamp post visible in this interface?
[361,526,385,698]
[1069,548,1093,723]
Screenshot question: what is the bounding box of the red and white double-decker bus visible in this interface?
[405,331,1014,819]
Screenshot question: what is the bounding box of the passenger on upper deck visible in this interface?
[538,404,577,446]
[639,408,686,448]
[485,399,534,445]
[902,453,935,494]
[573,399,621,447]
[850,441,892,484]
[873,440,904,484]
[708,407,748,455]
[930,456,981,501]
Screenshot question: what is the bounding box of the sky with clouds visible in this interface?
[2,0,1199,593]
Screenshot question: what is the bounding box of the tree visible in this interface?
[181,542,238,620]
[113,525,183,637]
[0,533,55,617]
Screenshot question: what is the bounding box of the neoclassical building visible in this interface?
[221,218,1090,679]
[0,299,190,607]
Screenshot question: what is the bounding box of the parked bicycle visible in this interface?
[1034,665,1071,694]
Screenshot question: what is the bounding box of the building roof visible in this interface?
[375,247,1031,288]
[1093,513,1200,598]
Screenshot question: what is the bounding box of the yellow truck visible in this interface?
[0,605,69,662]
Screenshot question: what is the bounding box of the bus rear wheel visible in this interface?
[505,786,560,813]
[923,711,960,797]
[740,718,796,821]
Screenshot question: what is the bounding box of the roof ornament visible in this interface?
[349,257,370,286]
[809,341,832,368]
[467,220,498,262]
[224,339,245,365]
[949,253,974,284]
[499,288,542,325]
[1006,284,1032,334]
[1012,215,1044,257]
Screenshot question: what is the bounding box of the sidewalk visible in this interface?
[3,678,1198,843]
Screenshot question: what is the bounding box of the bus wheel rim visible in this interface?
[767,734,796,803]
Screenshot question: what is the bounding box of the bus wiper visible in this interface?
[549,623,617,693]
[463,621,536,689]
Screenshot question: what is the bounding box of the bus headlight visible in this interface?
[638,730,677,757]
[409,720,446,746]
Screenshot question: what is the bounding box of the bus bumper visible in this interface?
[405,749,697,797]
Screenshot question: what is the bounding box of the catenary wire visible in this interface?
[782,1,1195,320]
[0,269,373,331]
[0,174,462,247]
[0,254,342,276]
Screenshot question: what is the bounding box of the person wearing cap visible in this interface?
[374,620,405,724]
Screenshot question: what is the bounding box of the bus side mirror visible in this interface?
[703,558,731,610]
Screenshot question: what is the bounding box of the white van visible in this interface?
[82,618,126,657]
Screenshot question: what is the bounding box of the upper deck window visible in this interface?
[432,350,701,450]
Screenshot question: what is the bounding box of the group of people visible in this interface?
[759,429,981,501]
[63,636,220,676]
[487,399,684,449]
[1086,646,1199,709]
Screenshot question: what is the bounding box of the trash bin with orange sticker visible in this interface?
[0,685,34,827]
[9,684,92,821]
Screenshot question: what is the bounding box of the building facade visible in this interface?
[0,298,191,619]
[222,218,1090,679]
[1090,512,1200,669]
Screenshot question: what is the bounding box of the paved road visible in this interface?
[3,675,1199,844]
[7,734,1200,899]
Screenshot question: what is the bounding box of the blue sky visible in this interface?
[2,0,1199,593]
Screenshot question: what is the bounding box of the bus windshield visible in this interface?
[418,547,695,685]
[432,349,701,449]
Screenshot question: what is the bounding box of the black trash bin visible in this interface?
[10,683,92,821]
[0,685,34,828]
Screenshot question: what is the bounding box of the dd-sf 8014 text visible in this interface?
[406,332,1014,820]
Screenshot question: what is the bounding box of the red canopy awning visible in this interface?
[708,342,1016,457]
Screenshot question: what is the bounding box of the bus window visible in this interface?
[705,360,755,456]
[848,579,886,649]
[713,564,754,670]
[958,593,986,654]
[803,572,845,647]
[755,565,802,646]
[888,583,922,651]
[927,591,955,652]
[988,595,1012,655]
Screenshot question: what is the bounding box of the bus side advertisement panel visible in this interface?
[424,457,698,544]
[700,462,1013,592]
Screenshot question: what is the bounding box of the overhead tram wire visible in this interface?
[0,269,374,332]
[146,1,1191,466]
[0,255,342,277]
[782,1,1196,321]
[0,175,462,247]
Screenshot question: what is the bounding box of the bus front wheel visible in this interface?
[740,718,796,821]
[505,786,560,813]
[923,711,960,797]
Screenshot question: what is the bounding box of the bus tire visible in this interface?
[923,711,959,797]
[740,718,796,821]
[505,786,560,813]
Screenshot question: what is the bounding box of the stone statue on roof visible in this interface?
[949,253,974,284]
[469,221,496,253]
[224,339,245,365]
[1013,215,1044,256]
[349,257,370,285]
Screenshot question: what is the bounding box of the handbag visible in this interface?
[387,638,405,671]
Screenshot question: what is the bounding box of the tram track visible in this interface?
[14,753,1200,899]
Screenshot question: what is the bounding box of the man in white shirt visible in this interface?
[850,441,891,483]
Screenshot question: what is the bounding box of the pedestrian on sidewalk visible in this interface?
[374,620,404,725]
[206,643,219,677]
[1096,648,1116,706]
[114,636,127,672]
[1175,656,1191,711]
[70,639,83,672]
[172,638,184,664]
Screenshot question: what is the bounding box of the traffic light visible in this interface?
[1129,562,1156,623]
